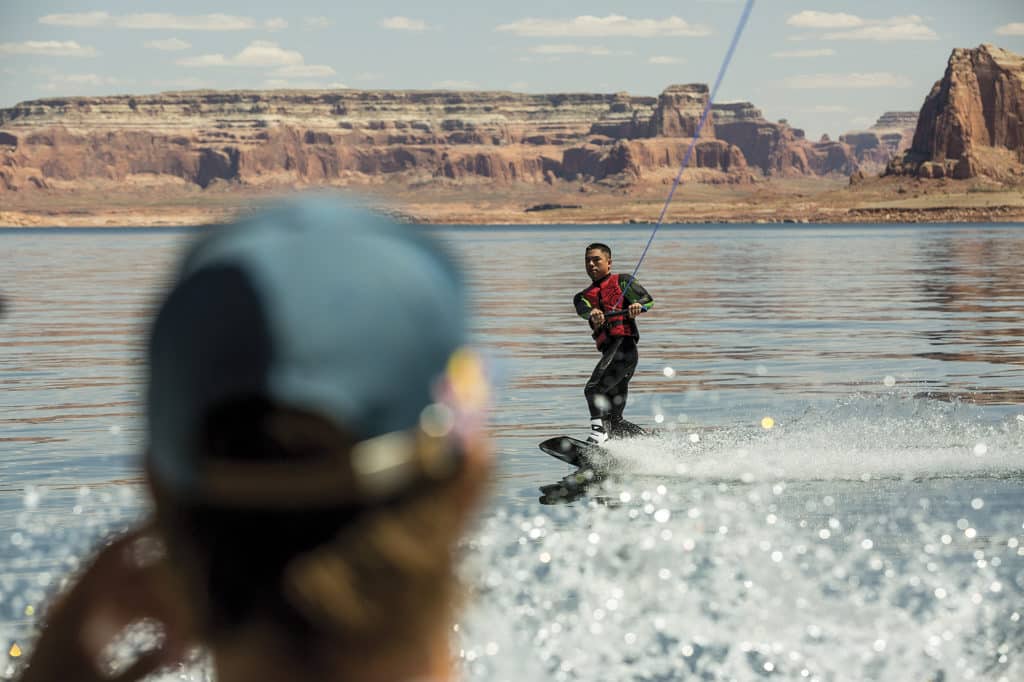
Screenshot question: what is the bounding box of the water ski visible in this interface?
[538,435,602,467]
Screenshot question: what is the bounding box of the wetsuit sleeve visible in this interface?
[573,292,593,319]
[619,275,654,309]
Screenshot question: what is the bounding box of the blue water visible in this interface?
[2,224,1023,680]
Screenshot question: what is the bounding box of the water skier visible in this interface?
[574,242,654,445]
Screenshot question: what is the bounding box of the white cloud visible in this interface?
[152,77,214,90]
[265,18,288,32]
[40,12,257,31]
[380,17,430,32]
[784,73,912,89]
[177,54,230,67]
[649,56,686,64]
[787,12,863,29]
[787,13,937,41]
[772,48,835,58]
[178,41,304,67]
[39,12,110,27]
[53,73,118,85]
[305,17,332,29]
[497,15,711,38]
[995,23,1024,36]
[327,82,349,89]
[0,41,98,57]
[39,73,120,91]
[825,21,937,41]
[433,80,478,90]
[144,38,191,51]
[263,79,339,89]
[529,44,614,56]
[270,64,336,78]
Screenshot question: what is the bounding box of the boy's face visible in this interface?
[585,248,612,282]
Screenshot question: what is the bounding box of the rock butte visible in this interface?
[887,44,1024,181]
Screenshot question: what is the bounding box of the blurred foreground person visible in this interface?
[17,197,492,682]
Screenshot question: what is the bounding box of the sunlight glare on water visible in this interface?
[458,400,1024,680]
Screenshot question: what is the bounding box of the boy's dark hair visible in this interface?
[585,242,611,258]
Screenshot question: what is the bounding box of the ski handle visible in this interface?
[598,306,648,320]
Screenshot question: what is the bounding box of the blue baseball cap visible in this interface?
[146,195,468,502]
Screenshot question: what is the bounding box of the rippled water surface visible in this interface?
[2,224,1024,680]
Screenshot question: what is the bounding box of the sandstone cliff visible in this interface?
[1,87,755,192]
[0,83,868,194]
[712,102,858,177]
[887,44,1024,180]
[840,112,917,174]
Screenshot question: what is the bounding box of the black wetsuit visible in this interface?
[574,274,654,436]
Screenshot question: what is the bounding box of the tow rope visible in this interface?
[616,0,757,309]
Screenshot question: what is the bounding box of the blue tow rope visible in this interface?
[615,0,756,310]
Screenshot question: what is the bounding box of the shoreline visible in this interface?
[4,205,1023,228]
[3,178,1023,227]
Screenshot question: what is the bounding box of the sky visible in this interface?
[1,0,1022,139]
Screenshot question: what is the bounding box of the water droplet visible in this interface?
[654,509,671,523]
[688,432,700,443]
[8,643,21,658]
[23,487,39,509]
[883,375,896,387]
[756,364,767,376]
[970,498,984,510]
[109,424,122,435]
[973,443,988,456]
[662,366,676,377]
[761,416,775,430]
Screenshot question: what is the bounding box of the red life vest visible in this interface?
[580,274,637,349]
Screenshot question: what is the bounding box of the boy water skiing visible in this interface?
[574,242,654,444]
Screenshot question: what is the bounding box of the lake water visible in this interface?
[2,223,1023,681]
